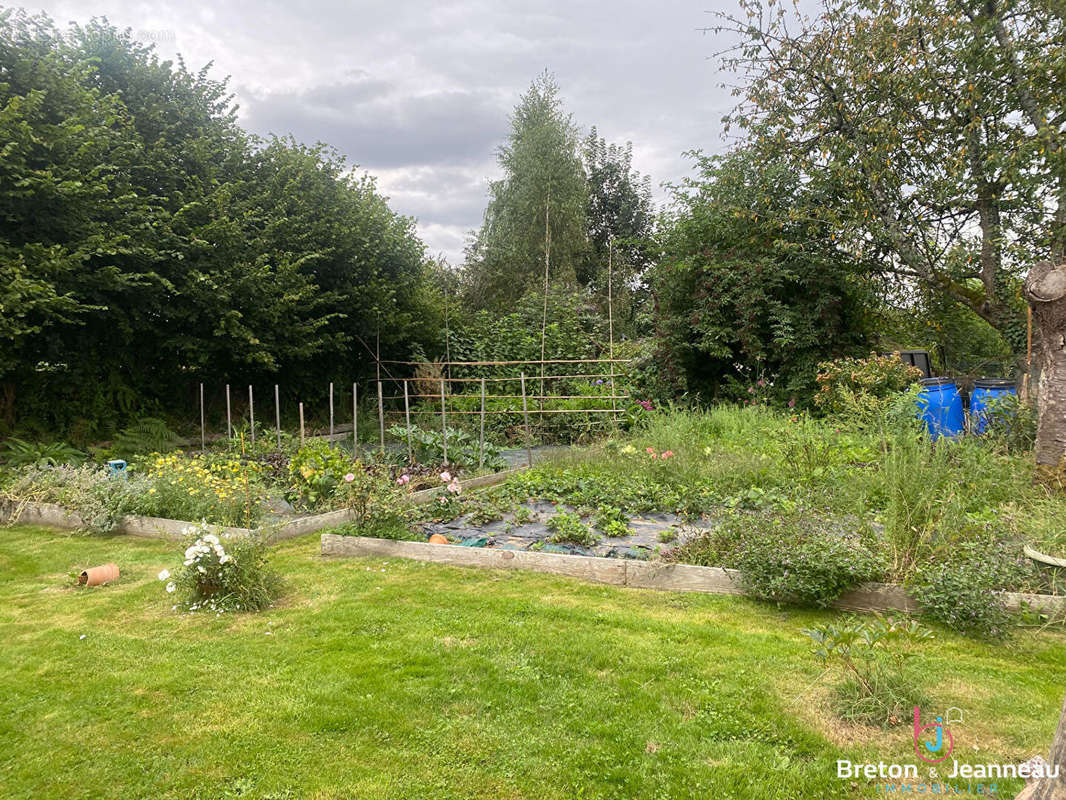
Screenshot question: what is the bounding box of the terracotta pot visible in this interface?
[78,563,119,587]
[428,534,448,545]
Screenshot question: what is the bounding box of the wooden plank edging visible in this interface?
[0,465,525,544]
[319,534,1066,618]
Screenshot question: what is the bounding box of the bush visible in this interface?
[159,522,281,613]
[814,353,923,417]
[287,439,353,509]
[735,513,885,607]
[981,394,1037,453]
[334,461,413,537]
[906,541,1038,639]
[135,452,265,527]
[1,464,140,533]
[0,438,87,468]
[386,424,506,470]
[804,616,933,727]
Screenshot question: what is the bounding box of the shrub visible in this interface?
[906,541,1038,639]
[735,514,884,607]
[334,462,413,537]
[804,616,933,727]
[546,511,598,547]
[1,464,140,533]
[136,452,264,527]
[981,394,1037,453]
[814,353,922,417]
[287,439,353,509]
[159,522,281,613]
[0,438,87,468]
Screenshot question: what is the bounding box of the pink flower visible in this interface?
[788,397,796,408]
[661,450,674,459]
[397,474,411,485]
[747,386,756,394]
[343,473,355,483]
[439,471,452,483]
[447,480,462,495]
[757,379,766,388]
[646,447,656,455]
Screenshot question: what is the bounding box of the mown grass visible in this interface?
[1,524,1064,799]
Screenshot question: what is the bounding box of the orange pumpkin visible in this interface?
[428,533,449,545]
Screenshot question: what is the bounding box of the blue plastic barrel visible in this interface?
[969,378,1017,434]
[917,378,965,439]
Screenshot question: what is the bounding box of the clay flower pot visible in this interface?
[78,563,119,587]
[428,534,448,544]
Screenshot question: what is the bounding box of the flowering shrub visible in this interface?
[159,522,281,612]
[814,353,922,417]
[334,461,412,536]
[430,470,465,520]
[287,440,353,509]
[2,464,141,533]
[138,452,264,527]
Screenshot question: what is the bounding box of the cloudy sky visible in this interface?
[29,0,739,263]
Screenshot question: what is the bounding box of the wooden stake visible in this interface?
[377,381,385,450]
[299,402,305,447]
[479,377,486,470]
[248,385,255,445]
[225,384,232,438]
[329,381,334,446]
[403,380,413,463]
[520,372,532,468]
[352,383,358,454]
[608,237,618,426]
[199,382,205,451]
[274,384,281,449]
[440,377,448,466]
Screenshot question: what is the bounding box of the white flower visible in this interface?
[197,566,206,574]
[219,554,232,564]
[204,534,219,545]
[166,582,176,593]
[439,471,452,482]
[157,569,170,581]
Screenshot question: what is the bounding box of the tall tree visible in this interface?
[717,0,1066,465]
[464,72,587,310]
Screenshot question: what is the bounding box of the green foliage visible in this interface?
[982,394,1037,453]
[135,452,264,528]
[651,148,874,404]
[162,523,281,612]
[907,542,1040,639]
[0,12,432,439]
[0,437,86,468]
[814,353,923,417]
[386,424,506,470]
[287,440,352,510]
[803,616,933,727]
[730,513,885,608]
[464,72,588,309]
[110,417,181,457]
[545,511,598,547]
[1,464,139,533]
[332,462,412,538]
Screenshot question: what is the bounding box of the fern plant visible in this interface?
[0,438,87,467]
[112,417,180,456]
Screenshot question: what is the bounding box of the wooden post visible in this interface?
[274,384,281,449]
[440,377,448,466]
[479,377,486,470]
[225,384,232,438]
[352,383,358,454]
[403,380,413,463]
[199,382,205,451]
[377,381,385,450]
[329,382,334,446]
[520,372,533,468]
[299,402,305,447]
[607,237,618,426]
[248,385,255,445]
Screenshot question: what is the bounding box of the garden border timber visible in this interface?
[0,466,527,544]
[319,534,1066,619]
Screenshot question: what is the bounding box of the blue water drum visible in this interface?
[917,378,965,439]
[969,378,1017,434]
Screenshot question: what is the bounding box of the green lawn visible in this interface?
[1,525,1063,799]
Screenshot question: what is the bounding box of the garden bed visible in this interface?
[321,533,1066,619]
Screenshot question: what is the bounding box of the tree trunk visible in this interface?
[1023,692,1066,800]
[1024,260,1066,471]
